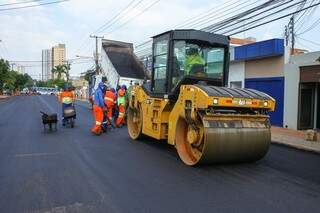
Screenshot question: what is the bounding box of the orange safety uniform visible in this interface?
[91,83,106,135]
[116,88,126,127]
[104,90,117,125]
[59,91,74,104]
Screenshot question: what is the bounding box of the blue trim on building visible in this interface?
[245,77,284,127]
[235,39,284,61]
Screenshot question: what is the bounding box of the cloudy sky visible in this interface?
[0,0,319,79]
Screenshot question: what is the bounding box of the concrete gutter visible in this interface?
[271,134,320,154]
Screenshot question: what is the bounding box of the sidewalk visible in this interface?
[0,95,9,100]
[271,126,320,154]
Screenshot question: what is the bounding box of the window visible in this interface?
[171,41,225,91]
[230,81,242,88]
[153,40,168,93]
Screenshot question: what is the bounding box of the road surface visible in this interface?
[0,96,319,213]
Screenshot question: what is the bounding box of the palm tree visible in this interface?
[52,64,70,81]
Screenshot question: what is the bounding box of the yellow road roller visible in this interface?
[127,29,275,166]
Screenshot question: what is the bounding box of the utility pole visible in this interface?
[284,25,289,46]
[90,35,104,75]
[289,16,295,55]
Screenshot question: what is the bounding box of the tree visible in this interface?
[0,59,10,94]
[51,64,71,81]
[65,63,71,82]
[52,65,67,80]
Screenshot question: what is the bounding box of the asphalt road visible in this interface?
[0,96,320,213]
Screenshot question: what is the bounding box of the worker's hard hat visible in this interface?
[121,85,127,90]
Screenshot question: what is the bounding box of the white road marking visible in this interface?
[14,152,60,158]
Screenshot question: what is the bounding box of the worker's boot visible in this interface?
[91,125,102,135]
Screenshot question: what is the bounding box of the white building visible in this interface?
[41,49,52,81]
[283,51,320,130]
[16,65,25,74]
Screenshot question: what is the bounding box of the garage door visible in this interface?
[245,77,284,126]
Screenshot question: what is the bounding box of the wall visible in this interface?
[245,56,284,78]
[283,51,320,130]
[283,63,299,129]
[228,61,245,88]
[245,77,284,126]
[235,39,284,61]
[243,55,285,127]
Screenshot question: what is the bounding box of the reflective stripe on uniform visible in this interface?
[96,121,102,125]
[104,97,114,102]
[62,97,72,104]
[118,112,125,117]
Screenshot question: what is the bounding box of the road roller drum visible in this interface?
[175,115,271,165]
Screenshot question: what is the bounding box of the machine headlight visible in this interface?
[213,98,219,104]
[263,101,268,107]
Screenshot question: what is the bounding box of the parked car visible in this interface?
[21,88,29,95]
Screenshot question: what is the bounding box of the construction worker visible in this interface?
[104,87,117,128]
[185,47,205,75]
[116,85,127,127]
[91,82,106,135]
[59,84,75,126]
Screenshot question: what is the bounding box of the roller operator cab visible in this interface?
[127,30,276,166]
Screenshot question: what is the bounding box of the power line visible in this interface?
[134,0,260,52]
[21,60,94,67]
[94,0,143,34]
[296,14,320,34]
[295,1,317,31]
[106,0,162,34]
[204,0,283,33]
[218,0,307,35]
[0,0,69,11]
[296,35,320,46]
[173,0,243,29]
[182,0,258,30]
[0,0,45,7]
[75,0,143,55]
[227,1,320,36]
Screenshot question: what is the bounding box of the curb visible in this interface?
[0,96,9,101]
[271,139,320,154]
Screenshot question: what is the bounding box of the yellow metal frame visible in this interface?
[128,85,276,145]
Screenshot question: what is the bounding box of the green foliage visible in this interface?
[0,59,10,93]
[0,59,33,94]
[84,71,94,83]
[35,78,71,90]
[317,57,320,63]
[51,64,71,81]
[3,71,16,91]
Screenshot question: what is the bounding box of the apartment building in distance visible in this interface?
[41,43,66,80]
[42,49,52,81]
[52,44,66,79]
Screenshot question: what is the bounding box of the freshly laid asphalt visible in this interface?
[0,96,319,213]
